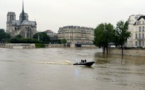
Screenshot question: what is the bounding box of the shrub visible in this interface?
[35,43,45,48]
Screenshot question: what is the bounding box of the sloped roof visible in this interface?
[137,16,145,20]
[12,20,36,26]
[21,20,36,26]
[134,16,145,25]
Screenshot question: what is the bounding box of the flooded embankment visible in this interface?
[110,48,145,57]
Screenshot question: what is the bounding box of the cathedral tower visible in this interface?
[6,12,16,33]
[7,12,16,23]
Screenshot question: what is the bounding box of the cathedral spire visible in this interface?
[21,0,25,23]
[22,0,24,13]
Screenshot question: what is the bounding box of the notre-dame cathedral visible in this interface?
[6,1,37,38]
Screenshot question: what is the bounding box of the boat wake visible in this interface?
[37,60,72,65]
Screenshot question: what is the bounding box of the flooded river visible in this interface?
[0,48,145,90]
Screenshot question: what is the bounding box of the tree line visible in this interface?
[0,29,50,44]
[94,20,131,55]
[0,29,67,45]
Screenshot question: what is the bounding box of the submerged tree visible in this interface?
[94,23,114,54]
[114,21,131,56]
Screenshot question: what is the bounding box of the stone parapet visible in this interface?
[0,43,35,49]
[47,44,65,48]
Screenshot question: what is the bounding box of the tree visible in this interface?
[94,23,114,54]
[15,34,22,39]
[33,32,50,43]
[61,38,67,44]
[0,29,11,42]
[114,21,131,56]
[10,38,40,43]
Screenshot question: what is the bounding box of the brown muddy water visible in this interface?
[0,48,145,90]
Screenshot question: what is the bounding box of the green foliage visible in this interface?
[0,29,11,42]
[57,39,61,44]
[113,20,131,56]
[0,29,5,33]
[94,23,114,54]
[35,43,45,48]
[61,38,67,44]
[94,23,114,48]
[15,34,22,39]
[114,21,131,46]
[10,38,40,43]
[33,32,50,43]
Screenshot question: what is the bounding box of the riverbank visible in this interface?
[0,43,97,49]
[110,48,145,57]
[0,43,35,49]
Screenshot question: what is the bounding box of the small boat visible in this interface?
[73,60,95,67]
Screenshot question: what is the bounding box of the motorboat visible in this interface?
[73,60,95,67]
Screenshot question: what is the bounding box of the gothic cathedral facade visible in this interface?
[6,2,37,38]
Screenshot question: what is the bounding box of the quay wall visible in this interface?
[0,44,5,48]
[47,44,97,48]
[46,44,65,48]
[0,43,35,49]
[109,48,145,57]
[0,43,97,49]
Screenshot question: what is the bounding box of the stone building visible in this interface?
[44,30,58,43]
[58,26,94,44]
[127,15,145,47]
[6,2,37,38]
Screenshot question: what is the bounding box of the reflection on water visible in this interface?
[0,48,145,90]
[37,60,72,65]
[95,53,145,65]
[95,52,145,90]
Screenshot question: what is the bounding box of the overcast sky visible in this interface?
[0,0,145,32]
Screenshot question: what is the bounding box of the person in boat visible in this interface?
[81,59,87,63]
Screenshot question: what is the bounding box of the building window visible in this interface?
[139,41,141,47]
[139,33,141,39]
[139,26,141,32]
[136,41,138,46]
[143,26,145,32]
[136,33,137,39]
